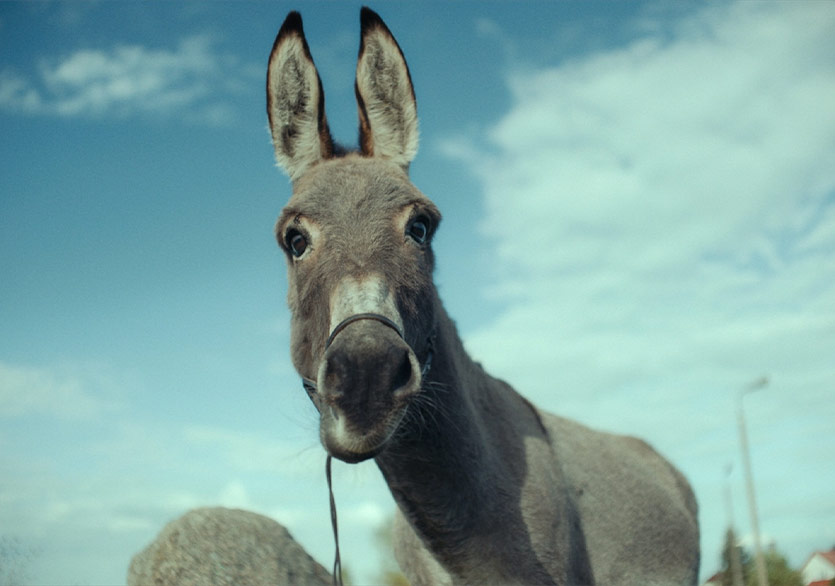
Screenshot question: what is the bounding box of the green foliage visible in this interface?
[716,530,803,586]
[0,536,37,586]
[742,547,803,586]
[720,527,750,586]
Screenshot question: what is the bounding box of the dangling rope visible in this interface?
[308,316,436,586]
[326,455,343,586]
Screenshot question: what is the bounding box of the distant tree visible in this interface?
[743,545,802,586]
[720,527,750,586]
[713,531,802,586]
[0,536,37,586]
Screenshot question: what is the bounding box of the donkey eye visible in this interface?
[285,230,308,257]
[407,217,430,244]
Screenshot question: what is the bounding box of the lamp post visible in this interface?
[738,376,769,586]
[724,464,744,586]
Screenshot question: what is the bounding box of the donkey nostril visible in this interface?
[323,341,414,404]
[392,349,412,391]
[324,351,349,397]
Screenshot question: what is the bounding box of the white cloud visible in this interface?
[182,424,323,478]
[0,361,122,419]
[443,0,835,411]
[340,500,387,528]
[0,35,256,123]
[440,0,835,573]
[449,3,835,282]
[0,414,352,584]
[218,480,253,510]
[0,71,43,113]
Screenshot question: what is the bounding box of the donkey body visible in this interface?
[266,9,699,585]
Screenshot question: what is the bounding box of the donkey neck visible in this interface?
[375,302,556,580]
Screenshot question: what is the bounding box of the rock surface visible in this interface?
[127,507,332,586]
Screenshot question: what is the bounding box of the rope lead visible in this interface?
[326,455,343,586]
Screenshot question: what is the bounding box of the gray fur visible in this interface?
[266,9,699,585]
[267,12,334,182]
[356,9,419,168]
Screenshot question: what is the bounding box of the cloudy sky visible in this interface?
[1,2,834,584]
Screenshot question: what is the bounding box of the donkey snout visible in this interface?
[323,333,418,414]
[316,322,421,461]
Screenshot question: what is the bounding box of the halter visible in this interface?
[300,312,435,586]
[301,312,434,398]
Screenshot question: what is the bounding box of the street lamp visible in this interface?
[724,464,744,586]
[738,376,769,586]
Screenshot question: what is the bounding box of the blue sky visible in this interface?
[1,2,834,584]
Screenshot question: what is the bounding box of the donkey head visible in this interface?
[267,9,440,463]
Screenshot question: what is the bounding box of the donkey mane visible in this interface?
[265,8,700,586]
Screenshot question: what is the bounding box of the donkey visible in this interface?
[266,8,699,585]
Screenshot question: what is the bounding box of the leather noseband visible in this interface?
[301,312,434,399]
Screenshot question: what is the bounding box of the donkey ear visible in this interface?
[267,12,335,181]
[355,7,418,171]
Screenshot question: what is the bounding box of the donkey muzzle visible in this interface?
[312,313,423,463]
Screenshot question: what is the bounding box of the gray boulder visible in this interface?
[128,507,331,586]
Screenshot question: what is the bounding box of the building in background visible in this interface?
[801,549,835,586]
